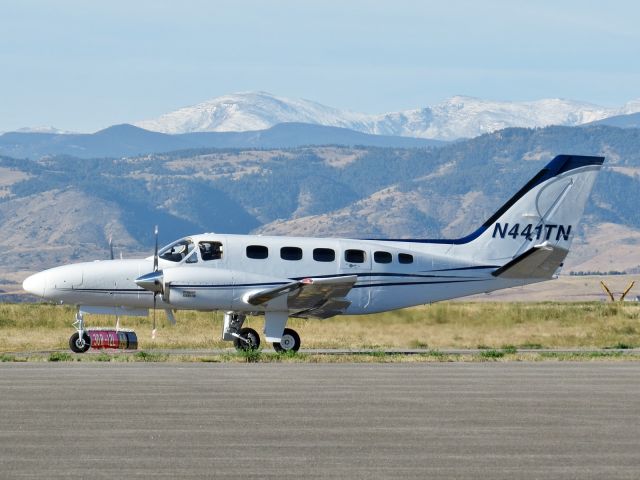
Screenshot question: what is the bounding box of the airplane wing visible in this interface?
[244,281,302,305]
[245,275,357,319]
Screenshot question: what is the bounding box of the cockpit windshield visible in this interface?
[158,238,195,263]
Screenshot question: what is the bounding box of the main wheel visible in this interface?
[69,332,91,353]
[273,328,301,353]
[233,327,260,351]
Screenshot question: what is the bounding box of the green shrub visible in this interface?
[49,352,73,362]
[479,349,504,359]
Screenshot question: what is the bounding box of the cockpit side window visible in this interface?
[159,239,195,263]
[199,241,223,261]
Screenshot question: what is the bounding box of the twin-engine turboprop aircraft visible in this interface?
[23,155,604,353]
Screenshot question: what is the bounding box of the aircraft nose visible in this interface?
[23,272,47,298]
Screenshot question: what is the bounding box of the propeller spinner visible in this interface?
[135,270,164,294]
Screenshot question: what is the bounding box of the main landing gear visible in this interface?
[233,328,261,351]
[223,312,261,351]
[222,312,301,353]
[273,328,301,353]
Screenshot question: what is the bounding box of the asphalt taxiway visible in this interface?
[1,363,639,479]
[6,347,640,357]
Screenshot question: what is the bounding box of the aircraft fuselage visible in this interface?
[24,234,519,315]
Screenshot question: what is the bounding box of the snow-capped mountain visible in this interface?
[136,92,371,135]
[135,92,640,141]
[367,96,618,140]
[9,126,76,134]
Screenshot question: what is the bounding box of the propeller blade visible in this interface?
[153,225,159,272]
[164,309,177,326]
[114,281,119,330]
[109,236,114,260]
[152,293,157,339]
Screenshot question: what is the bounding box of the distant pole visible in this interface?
[600,281,615,302]
[600,280,636,302]
[620,281,636,302]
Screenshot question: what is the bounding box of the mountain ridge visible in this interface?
[587,112,640,129]
[2,124,640,281]
[134,91,640,141]
[0,122,442,159]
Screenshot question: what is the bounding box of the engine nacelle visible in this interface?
[161,267,287,311]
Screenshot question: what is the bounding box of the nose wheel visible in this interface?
[69,331,91,353]
[273,328,301,353]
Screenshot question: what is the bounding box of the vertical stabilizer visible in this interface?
[460,155,604,267]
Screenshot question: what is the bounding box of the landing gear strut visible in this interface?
[69,311,91,353]
[233,328,260,351]
[222,312,301,352]
[273,328,301,353]
[223,312,260,351]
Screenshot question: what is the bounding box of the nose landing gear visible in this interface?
[69,311,91,353]
[69,332,91,353]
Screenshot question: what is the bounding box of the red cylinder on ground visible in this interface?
[86,329,138,350]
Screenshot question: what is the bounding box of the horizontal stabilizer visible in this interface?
[491,243,569,279]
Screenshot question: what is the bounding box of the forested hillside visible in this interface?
[1,125,639,285]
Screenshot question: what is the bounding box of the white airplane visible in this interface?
[23,154,604,353]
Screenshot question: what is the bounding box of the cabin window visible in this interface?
[199,241,223,261]
[398,253,414,264]
[246,245,268,259]
[158,238,195,263]
[185,251,198,264]
[344,249,365,263]
[281,246,303,261]
[313,248,335,262]
[374,251,392,264]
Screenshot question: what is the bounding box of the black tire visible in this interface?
[273,328,301,353]
[233,327,260,351]
[69,332,91,353]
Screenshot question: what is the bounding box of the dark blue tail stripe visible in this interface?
[364,154,604,245]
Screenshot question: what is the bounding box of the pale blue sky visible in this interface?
[1,0,639,132]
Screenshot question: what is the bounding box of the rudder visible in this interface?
[461,155,604,268]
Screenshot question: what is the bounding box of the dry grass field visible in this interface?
[1,301,639,353]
